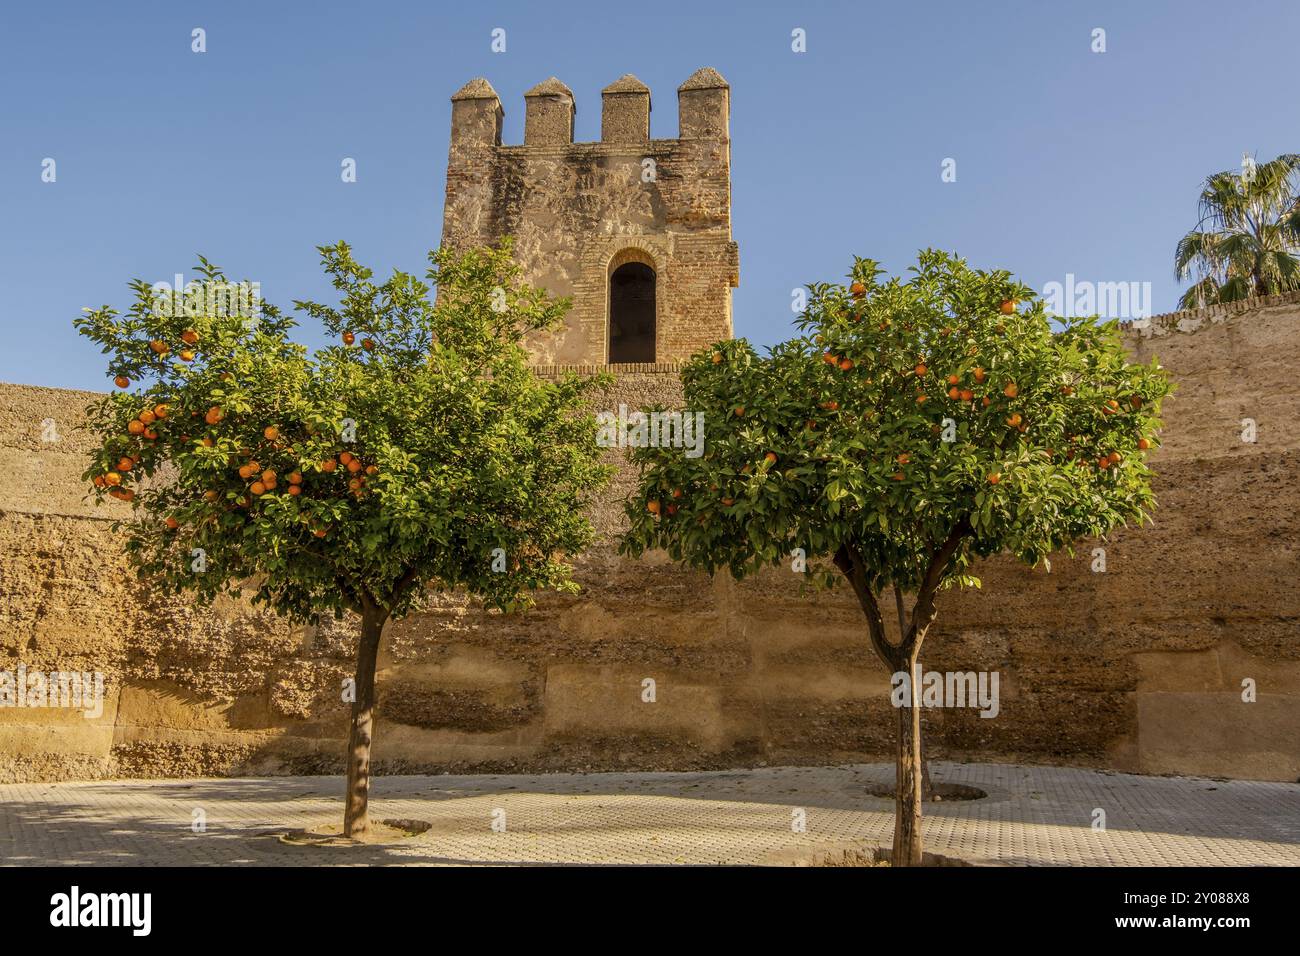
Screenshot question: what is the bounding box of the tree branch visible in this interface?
[900,517,972,654]
[833,544,897,670]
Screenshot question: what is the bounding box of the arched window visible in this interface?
[608,261,656,363]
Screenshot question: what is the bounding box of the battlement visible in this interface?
[442,68,738,367]
[449,68,729,149]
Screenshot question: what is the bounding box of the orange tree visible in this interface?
[621,249,1172,865]
[75,241,611,837]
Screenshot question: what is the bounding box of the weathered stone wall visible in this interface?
[441,70,739,366]
[1,294,1298,783]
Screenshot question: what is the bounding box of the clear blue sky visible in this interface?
[2,0,1296,391]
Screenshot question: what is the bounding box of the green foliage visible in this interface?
[75,241,612,622]
[1175,152,1300,309]
[621,249,1173,598]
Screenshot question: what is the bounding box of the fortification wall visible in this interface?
[1,295,1298,783]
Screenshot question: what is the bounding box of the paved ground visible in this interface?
[1,762,1297,866]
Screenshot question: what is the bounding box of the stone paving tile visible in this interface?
[0,762,1296,866]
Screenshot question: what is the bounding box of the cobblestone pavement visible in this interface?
[1,762,1297,866]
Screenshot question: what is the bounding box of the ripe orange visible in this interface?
[116,457,133,472]
[250,481,267,495]
[1109,452,1122,464]
[823,352,836,365]
[1098,457,1110,469]
[349,477,363,492]
[201,437,214,447]
[205,406,223,425]
[165,516,179,530]
[181,329,199,345]
[973,367,986,383]
[314,528,327,538]
[721,497,734,506]
[671,488,683,499]
[139,409,156,425]
[960,389,973,401]
[288,471,303,485]
[914,363,928,377]
[287,485,302,496]
[238,464,255,479]
[897,452,910,464]
[261,469,276,484]
[339,451,354,465]
[114,375,130,389]
[343,331,355,346]
[104,471,122,486]
[821,401,839,411]
[264,426,280,441]
[1003,383,1018,398]
[1061,385,1074,396]
[1106,399,1119,410]
[362,338,376,351]
[734,407,744,417]
[948,386,960,399]
[365,465,378,476]
[839,359,854,371]
[999,299,1016,315]
[149,339,168,354]
[93,475,106,489]
[711,351,722,364]
[143,428,158,440]
[916,394,928,404]
[892,472,905,481]
[1007,413,1022,427]
[987,472,1001,484]
[647,499,661,514]
[321,459,338,473]
[981,397,991,407]
[346,459,363,474]
[1138,438,1152,450]
[947,374,959,385]
[153,404,169,419]
[179,350,195,362]
[666,504,678,515]
[203,490,219,502]
[764,452,778,465]
[805,420,816,430]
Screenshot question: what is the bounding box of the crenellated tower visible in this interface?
[441,68,739,366]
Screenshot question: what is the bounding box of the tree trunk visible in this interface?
[893,657,924,866]
[343,603,387,838]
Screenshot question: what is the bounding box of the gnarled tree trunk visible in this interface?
[343,602,388,838]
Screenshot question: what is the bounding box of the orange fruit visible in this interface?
[839,359,854,371]
[365,465,378,476]
[764,452,778,465]
[821,401,839,411]
[1138,438,1152,450]
[646,500,661,514]
[149,340,168,354]
[104,472,122,486]
[164,516,179,530]
[721,497,734,506]
[201,437,214,447]
[1098,457,1110,469]
[947,374,959,385]
[914,363,928,377]
[733,407,744,417]
[1109,452,1122,464]
[850,281,867,297]
[114,375,130,389]
[916,394,928,403]
[999,299,1016,315]
[671,488,683,499]
[205,406,223,425]
[711,351,722,364]
[349,477,363,492]
[346,459,363,474]
[948,387,960,399]
[1061,385,1074,396]
[823,352,836,365]
[892,472,905,481]
[1007,413,1022,427]
[314,528,328,538]
[179,350,195,362]
[264,426,280,441]
[1003,383,1018,398]
[960,389,973,401]
[116,457,133,472]
[139,409,156,425]
[321,459,337,473]
[153,404,169,419]
[339,451,354,465]
[288,471,303,485]
[261,469,276,484]
[805,420,816,430]
[203,490,219,502]
[143,429,158,440]
[1107,399,1119,410]
[362,338,376,351]
[987,472,1001,484]
[181,329,199,345]
[250,481,266,495]
[93,475,106,489]
[981,397,991,407]
[897,453,910,464]
[973,367,985,383]
[343,331,355,346]
[287,485,302,496]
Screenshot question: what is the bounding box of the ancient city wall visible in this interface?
[1,294,1298,783]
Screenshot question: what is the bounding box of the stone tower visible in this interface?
[441,68,739,366]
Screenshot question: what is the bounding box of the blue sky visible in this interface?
[2,0,1296,391]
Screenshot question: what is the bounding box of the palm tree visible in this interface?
[1174,152,1300,310]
